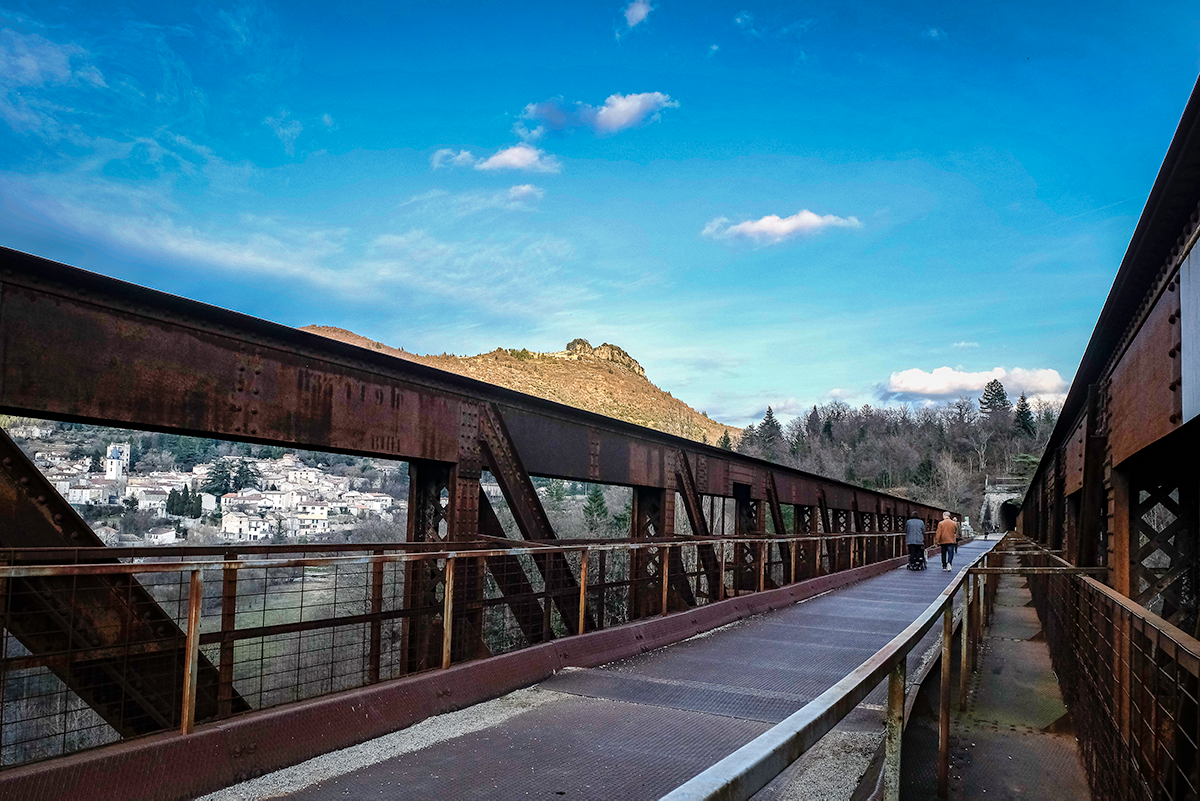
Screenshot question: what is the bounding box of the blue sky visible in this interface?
[2,1,1199,426]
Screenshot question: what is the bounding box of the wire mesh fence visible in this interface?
[0,530,911,769]
[1026,550,1200,800]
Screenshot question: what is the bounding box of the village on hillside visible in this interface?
[9,421,427,546]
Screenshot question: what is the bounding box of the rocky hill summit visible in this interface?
[302,326,736,445]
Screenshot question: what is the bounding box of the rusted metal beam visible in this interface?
[0,246,946,522]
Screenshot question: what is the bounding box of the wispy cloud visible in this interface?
[0,28,105,138]
[707,44,720,58]
[878,366,1067,403]
[734,11,816,40]
[518,92,679,139]
[951,341,979,349]
[701,209,862,244]
[264,110,302,155]
[431,144,561,173]
[364,230,586,316]
[924,27,947,41]
[404,184,545,216]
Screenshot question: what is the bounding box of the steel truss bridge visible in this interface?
[0,72,1197,801]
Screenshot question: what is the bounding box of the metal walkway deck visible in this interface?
[211,539,997,801]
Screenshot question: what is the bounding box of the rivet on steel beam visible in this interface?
[69,530,80,540]
[1169,313,1178,323]
[53,513,63,523]
[1171,414,1180,424]
[1169,347,1178,358]
[2,457,10,466]
[36,495,45,503]
[1169,282,1177,291]
[19,476,28,485]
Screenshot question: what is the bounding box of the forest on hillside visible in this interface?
[724,380,1060,524]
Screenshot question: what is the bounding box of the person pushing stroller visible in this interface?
[905,514,926,571]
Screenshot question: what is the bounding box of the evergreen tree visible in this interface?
[758,407,784,462]
[546,478,566,511]
[190,492,204,518]
[88,451,102,473]
[582,485,608,534]
[201,460,234,496]
[1013,393,1036,437]
[737,423,759,456]
[717,430,733,450]
[233,461,262,491]
[167,488,180,515]
[978,379,1012,418]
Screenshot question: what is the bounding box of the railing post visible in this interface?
[181,569,202,735]
[597,549,607,630]
[578,548,590,635]
[442,556,455,670]
[719,541,727,601]
[757,541,765,592]
[972,574,983,673]
[938,600,952,798]
[790,539,797,584]
[884,656,906,801]
[960,577,970,713]
[661,546,670,616]
[368,549,384,684]
[218,553,237,718]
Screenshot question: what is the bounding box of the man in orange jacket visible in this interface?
[935,511,959,572]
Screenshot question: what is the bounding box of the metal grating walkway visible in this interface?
[223,540,997,800]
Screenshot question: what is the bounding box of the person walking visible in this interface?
[905,514,926,570]
[935,512,959,572]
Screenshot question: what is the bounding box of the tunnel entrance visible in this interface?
[999,499,1020,532]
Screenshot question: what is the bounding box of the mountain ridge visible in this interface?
[301,326,738,445]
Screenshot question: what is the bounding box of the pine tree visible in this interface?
[978,379,1012,418]
[737,423,759,456]
[546,478,566,511]
[167,488,180,515]
[190,492,203,518]
[717,430,733,450]
[202,460,234,496]
[1013,393,1036,437]
[758,407,784,463]
[233,461,262,491]
[583,485,608,534]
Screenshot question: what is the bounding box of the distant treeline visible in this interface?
[727,380,1058,520]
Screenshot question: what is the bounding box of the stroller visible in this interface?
[906,548,927,571]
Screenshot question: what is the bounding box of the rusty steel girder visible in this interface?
[0,246,945,523]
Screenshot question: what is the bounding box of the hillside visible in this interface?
[302,327,739,446]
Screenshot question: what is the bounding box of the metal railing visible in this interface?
[1021,542,1200,800]
[0,531,910,769]
[661,537,1002,801]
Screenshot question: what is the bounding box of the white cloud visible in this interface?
[321,113,335,128]
[701,210,863,244]
[880,366,1068,403]
[264,110,302,155]
[624,0,653,27]
[707,44,720,58]
[951,341,979,349]
[925,28,947,41]
[476,144,561,173]
[520,92,679,137]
